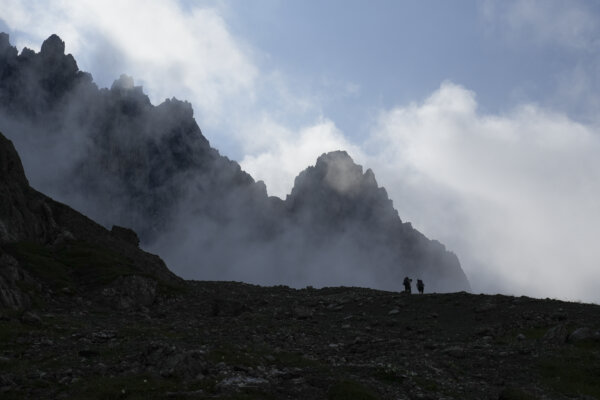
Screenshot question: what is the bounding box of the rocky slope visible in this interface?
[0,130,599,399]
[0,33,469,292]
[1,280,599,399]
[0,131,182,311]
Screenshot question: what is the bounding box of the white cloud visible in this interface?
[1,0,257,130]
[482,0,600,51]
[240,117,363,198]
[369,82,600,303]
[481,0,600,124]
[3,1,600,303]
[0,0,346,160]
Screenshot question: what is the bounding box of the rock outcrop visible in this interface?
[0,133,58,244]
[0,130,182,310]
[110,225,140,247]
[286,151,469,292]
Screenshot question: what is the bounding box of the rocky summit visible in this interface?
[286,151,468,292]
[1,130,600,399]
[0,33,469,292]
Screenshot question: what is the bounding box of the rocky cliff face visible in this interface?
[0,33,469,292]
[0,33,265,242]
[0,133,62,244]
[0,130,182,310]
[285,151,468,291]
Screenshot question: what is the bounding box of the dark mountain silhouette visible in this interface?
[0,33,469,292]
[286,151,467,290]
[0,33,266,241]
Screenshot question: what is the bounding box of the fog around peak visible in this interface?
[0,33,470,293]
[3,0,600,303]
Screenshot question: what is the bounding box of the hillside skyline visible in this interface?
[0,32,470,293]
[2,1,600,302]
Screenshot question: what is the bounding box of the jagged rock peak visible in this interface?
[0,33,471,293]
[156,97,195,120]
[111,74,135,90]
[40,34,65,56]
[314,150,359,174]
[0,32,10,52]
[287,150,399,228]
[292,151,380,198]
[0,33,17,59]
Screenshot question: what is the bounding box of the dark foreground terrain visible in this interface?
[1,268,599,399]
[0,95,598,398]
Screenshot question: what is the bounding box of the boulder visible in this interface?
[110,226,140,247]
[567,327,594,343]
[542,324,568,344]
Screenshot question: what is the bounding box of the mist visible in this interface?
[0,33,469,294]
[365,82,600,303]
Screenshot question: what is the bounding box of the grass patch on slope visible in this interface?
[328,380,379,400]
[4,241,137,291]
[538,342,600,398]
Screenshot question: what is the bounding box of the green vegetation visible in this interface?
[498,387,538,400]
[0,316,41,344]
[538,344,600,398]
[414,376,440,392]
[6,241,75,290]
[64,374,280,400]
[4,241,137,290]
[373,364,405,383]
[3,240,183,295]
[522,327,548,340]
[206,344,321,370]
[219,389,277,400]
[327,380,378,400]
[207,345,264,367]
[55,241,137,287]
[270,350,322,369]
[67,374,185,400]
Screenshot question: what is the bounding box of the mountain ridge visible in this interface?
[0,33,469,292]
[0,33,599,400]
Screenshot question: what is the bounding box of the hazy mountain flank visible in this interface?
[0,131,182,309]
[0,33,468,292]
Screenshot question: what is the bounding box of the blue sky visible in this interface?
[220,0,600,129]
[2,0,600,302]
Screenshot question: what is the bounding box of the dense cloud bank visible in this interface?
[0,33,469,292]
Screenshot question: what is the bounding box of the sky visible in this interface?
[1,0,600,303]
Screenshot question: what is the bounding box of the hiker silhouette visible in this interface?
[417,279,424,294]
[403,276,412,294]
